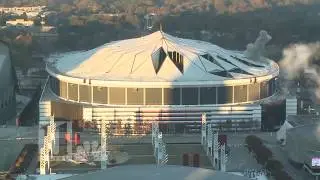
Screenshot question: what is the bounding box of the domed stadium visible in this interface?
[39,30,279,134]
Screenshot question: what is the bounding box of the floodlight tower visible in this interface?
[213,131,220,169]
[220,143,226,172]
[39,116,56,175]
[100,119,109,169]
[201,113,207,146]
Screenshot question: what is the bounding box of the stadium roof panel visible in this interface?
[48,31,276,82]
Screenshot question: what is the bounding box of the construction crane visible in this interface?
[144,13,157,31]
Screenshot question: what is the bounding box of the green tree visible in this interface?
[266,159,283,174]
[245,135,262,152]
[254,145,272,165]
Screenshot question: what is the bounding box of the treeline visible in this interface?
[0,0,319,15]
[159,3,320,59]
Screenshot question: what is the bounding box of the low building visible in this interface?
[0,6,45,18]
[30,26,58,42]
[6,19,34,27]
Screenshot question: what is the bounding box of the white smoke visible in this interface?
[279,43,320,99]
[245,30,272,61]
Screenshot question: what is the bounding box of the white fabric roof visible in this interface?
[50,31,272,82]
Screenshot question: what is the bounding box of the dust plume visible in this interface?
[279,43,320,99]
[245,30,272,61]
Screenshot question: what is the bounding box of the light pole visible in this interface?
[100,119,109,169]
[201,113,207,146]
[213,131,219,169]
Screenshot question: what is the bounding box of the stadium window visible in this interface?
[248,83,260,101]
[92,86,108,104]
[60,81,67,99]
[234,85,248,103]
[68,83,79,101]
[109,87,125,105]
[168,51,184,73]
[260,82,269,99]
[217,86,233,104]
[127,88,144,105]
[163,88,180,105]
[182,88,198,105]
[200,87,217,104]
[145,88,162,105]
[79,85,92,103]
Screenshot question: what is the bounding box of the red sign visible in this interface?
[218,134,227,145]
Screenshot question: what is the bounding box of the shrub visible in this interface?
[254,145,272,165]
[245,135,273,165]
[109,159,117,164]
[245,135,263,151]
[266,159,283,175]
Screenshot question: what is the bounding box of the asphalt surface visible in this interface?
[6,126,316,180]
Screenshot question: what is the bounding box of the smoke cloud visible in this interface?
[245,30,272,61]
[279,43,320,99]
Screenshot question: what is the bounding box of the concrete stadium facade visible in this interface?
[39,31,279,134]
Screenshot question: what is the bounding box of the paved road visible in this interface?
[256,134,314,180]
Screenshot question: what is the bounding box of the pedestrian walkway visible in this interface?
[166,144,212,169]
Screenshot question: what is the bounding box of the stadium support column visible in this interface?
[213,131,219,169]
[201,113,207,146]
[101,119,109,169]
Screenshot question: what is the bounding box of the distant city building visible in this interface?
[39,30,280,134]
[30,26,58,42]
[0,41,16,125]
[0,6,45,18]
[6,19,34,27]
